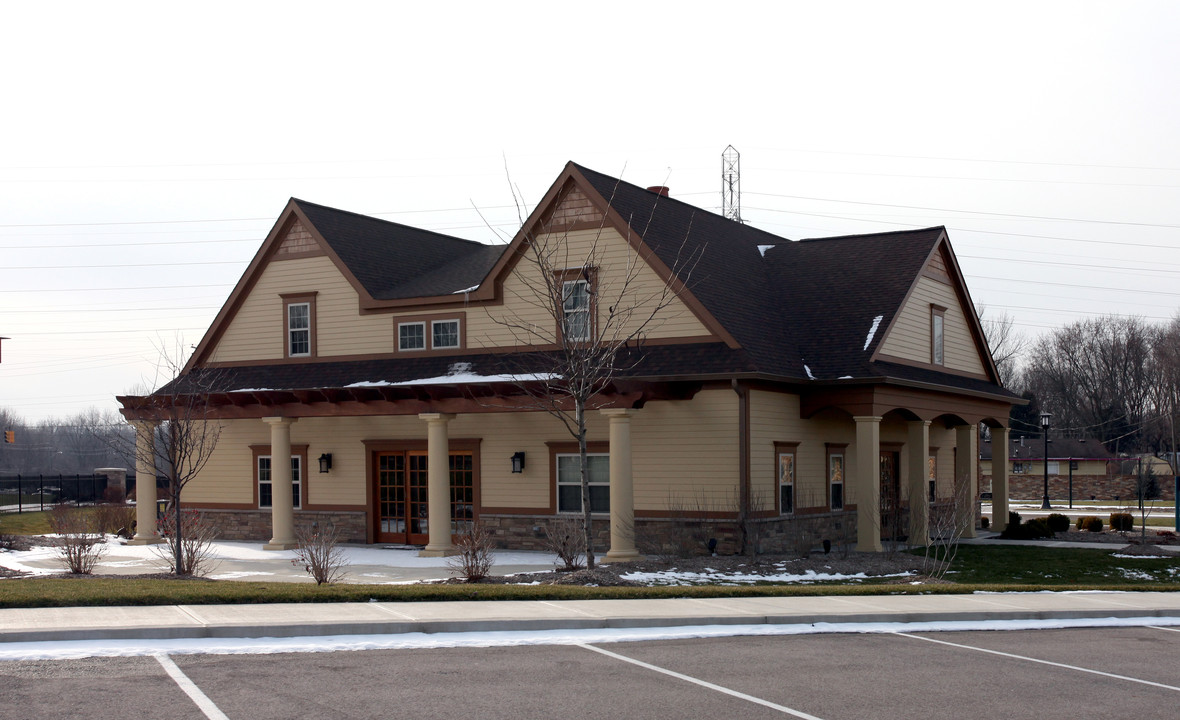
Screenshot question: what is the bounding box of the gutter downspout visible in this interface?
[732,379,750,553]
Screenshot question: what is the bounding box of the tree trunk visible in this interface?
[173,476,184,575]
[577,398,594,569]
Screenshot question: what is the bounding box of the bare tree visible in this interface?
[485,178,699,568]
[976,304,1028,387]
[114,346,223,576]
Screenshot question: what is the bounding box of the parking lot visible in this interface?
[1,626,1177,719]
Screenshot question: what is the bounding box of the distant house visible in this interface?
[980,437,1175,502]
[118,162,1021,555]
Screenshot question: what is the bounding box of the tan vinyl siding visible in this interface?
[210,226,710,364]
[188,390,739,513]
[877,276,985,374]
[210,256,394,363]
[748,390,854,510]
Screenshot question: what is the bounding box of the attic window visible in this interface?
[562,279,591,342]
[281,293,317,359]
[931,306,946,366]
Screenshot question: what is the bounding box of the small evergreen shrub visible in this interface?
[1109,513,1134,532]
[1081,516,1103,532]
[1046,513,1070,533]
[1025,518,1053,538]
[1008,511,1022,527]
[981,516,990,529]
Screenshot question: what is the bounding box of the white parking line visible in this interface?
[154,654,231,720]
[1148,625,1180,634]
[578,643,825,719]
[894,633,1180,692]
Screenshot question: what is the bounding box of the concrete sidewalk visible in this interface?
[2,592,1180,644]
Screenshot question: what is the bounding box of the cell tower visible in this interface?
[721,145,742,223]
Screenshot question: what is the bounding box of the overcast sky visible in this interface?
[2,1,1178,424]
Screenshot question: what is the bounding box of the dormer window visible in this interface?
[399,322,426,351]
[432,319,460,349]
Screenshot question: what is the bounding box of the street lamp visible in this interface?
[1040,411,1052,510]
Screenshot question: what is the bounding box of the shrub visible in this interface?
[980,516,990,529]
[154,509,220,576]
[999,515,1054,540]
[544,517,586,571]
[446,523,496,582]
[1046,513,1071,534]
[1082,516,1103,532]
[293,521,349,585]
[47,504,107,574]
[93,501,136,538]
[1025,518,1054,538]
[1008,511,1022,527]
[1110,513,1134,532]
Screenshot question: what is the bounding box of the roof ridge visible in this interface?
[798,226,946,243]
[291,197,489,248]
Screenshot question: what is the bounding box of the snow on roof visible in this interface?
[452,284,479,294]
[863,315,884,351]
[345,372,559,388]
[804,364,816,380]
[757,244,775,257]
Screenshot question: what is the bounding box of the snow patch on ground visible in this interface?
[620,568,913,586]
[1,615,1177,661]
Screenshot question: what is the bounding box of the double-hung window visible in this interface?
[931,306,945,366]
[556,453,609,513]
[288,303,310,357]
[778,450,796,515]
[258,455,301,509]
[828,451,845,510]
[928,454,938,502]
[562,279,591,342]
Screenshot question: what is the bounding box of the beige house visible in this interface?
[118,162,1020,556]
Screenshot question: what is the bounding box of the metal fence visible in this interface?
[0,474,111,513]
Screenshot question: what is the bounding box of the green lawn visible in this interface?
[0,510,52,535]
[0,545,1176,609]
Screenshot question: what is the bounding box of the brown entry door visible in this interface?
[375,450,473,545]
[879,451,903,541]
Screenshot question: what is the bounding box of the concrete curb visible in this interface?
[4,593,1180,644]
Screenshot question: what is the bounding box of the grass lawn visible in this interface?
[0,545,1176,609]
[0,511,52,535]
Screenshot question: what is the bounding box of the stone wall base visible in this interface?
[194,509,367,544]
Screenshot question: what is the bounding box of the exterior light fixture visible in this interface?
[318,453,333,474]
[511,452,526,473]
[1040,412,1052,510]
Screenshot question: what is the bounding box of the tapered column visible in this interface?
[955,423,979,538]
[420,413,456,557]
[854,415,883,552]
[603,409,638,561]
[907,420,931,546]
[991,426,1010,533]
[127,421,163,545]
[263,417,297,550]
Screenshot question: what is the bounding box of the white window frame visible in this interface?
[288,302,311,357]
[258,455,301,509]
[778,451,795,516]
[398,321,426,352]
[431,319,460,349]
[556,452,609,514]
[829,452,844,511]
[562,279,591,342]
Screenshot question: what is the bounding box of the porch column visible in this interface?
[263,417,298,550]
[991,426,1010,533]
[854,415,883,552]
[602,408,639,562]
[955,423,979,538]
[420,413,456,557]
[907,420,931,546]
[127,421,162,545]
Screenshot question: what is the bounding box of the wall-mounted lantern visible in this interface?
[318,453,333,474]
[510,451,526,474]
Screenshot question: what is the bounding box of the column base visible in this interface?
[263,541,298,551]
[126,536,164,546]
[856,538,883,553]
[418,546,457,558]
[603,549,641,562]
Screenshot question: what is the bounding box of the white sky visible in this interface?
[2,1,1178,423]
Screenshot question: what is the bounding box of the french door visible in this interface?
[375,450,475,544]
